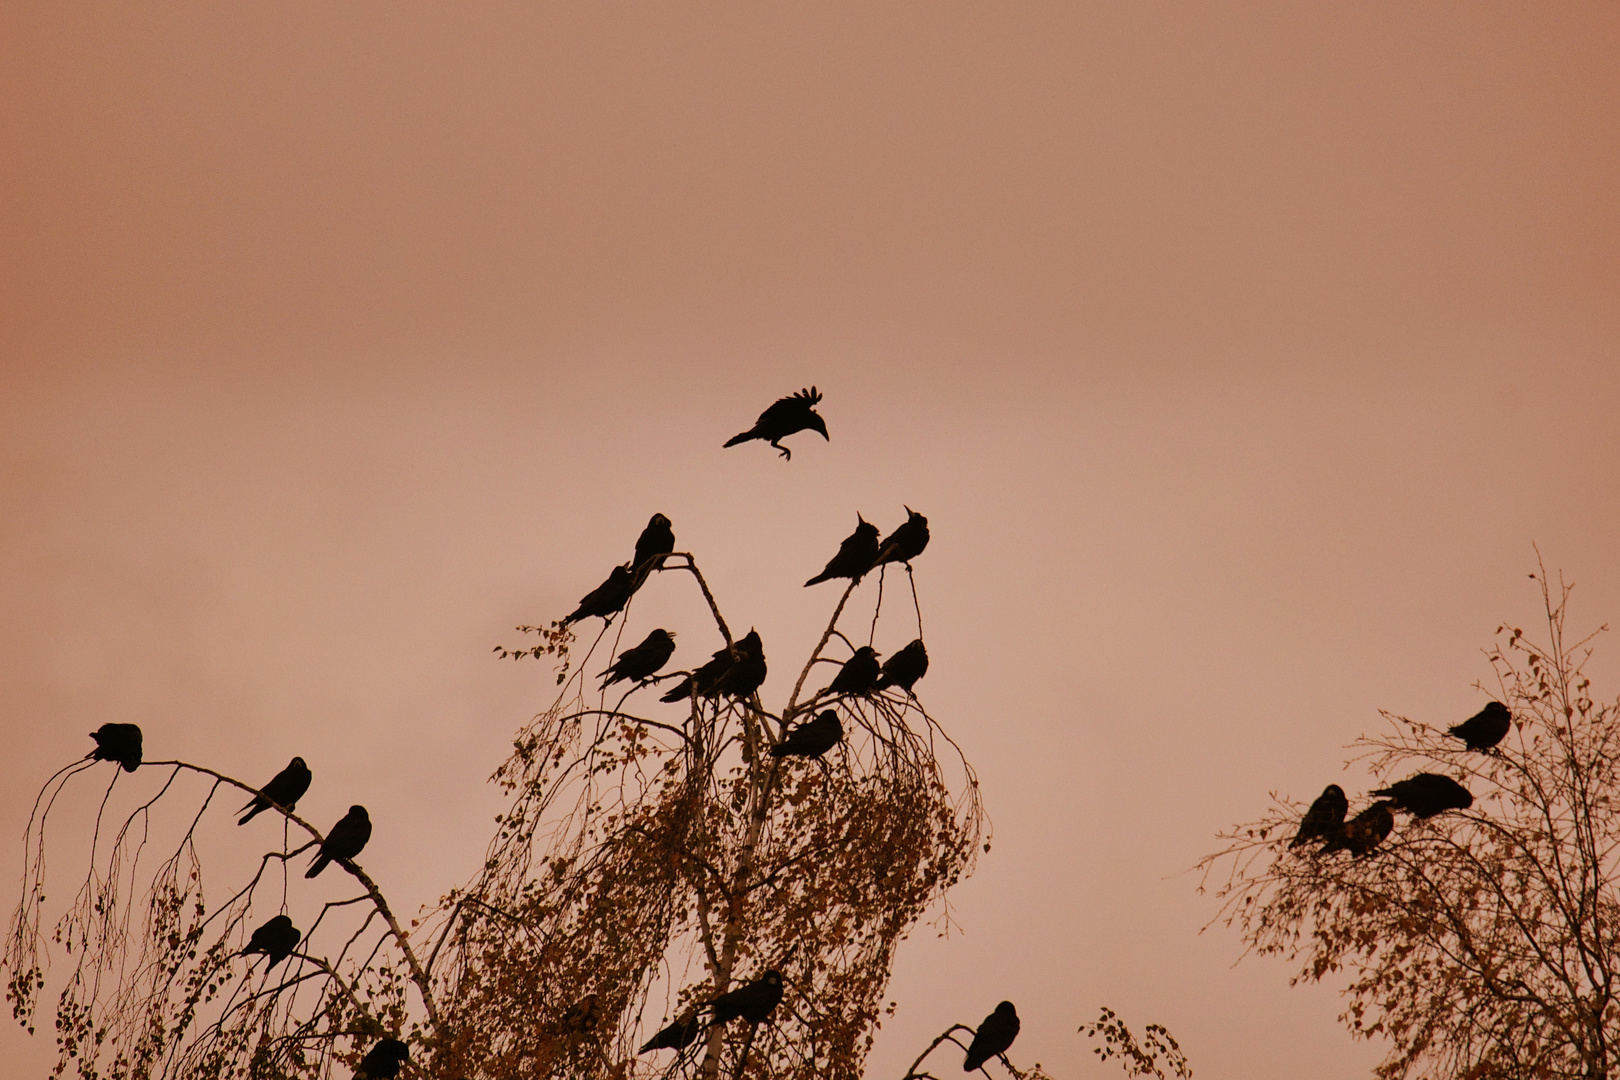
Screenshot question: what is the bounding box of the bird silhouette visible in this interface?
[1372,773,1474,819]
[710,630,766,701]
[963,1001,1020,1072]
[1448,701,1512,752]
[240,914,302,969]
[1320,801,1396,857]
[771,711,843,759]
[353,1038,410,1080]
[874,508,929,569]
[805,516,880,587]
[874,640,928,694]
[631,513,675,573]
[707,969,784,1025]
[88,723,143,772]
[659,643,735,703]
[602,629,678,689]
[824,646,882,697]
[306,806,372,878]
[563,565,639,626]
[1290,784,1348,849]
[723,387,829,460]
[639,1011,703,1053]
[239,757,312,825]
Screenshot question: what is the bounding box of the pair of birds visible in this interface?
[804,508,930,588]
[822,641,930,698]
[563,513,676,627]
[659,630,768,704]
[639,969,785,1053]
[230,755,368,878]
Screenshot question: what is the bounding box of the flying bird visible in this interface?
[563,565,639,626]
[874,640,929,694]
[353,1038,410,1080]
[1372,773,1474,819]
[710,630,767,700]
[707,969,784,1025]
[306,806,372,879]
[824,646,881,697]
[239,756,313,825]
[873,508,929,569]
[240,914,302,969]
[1320,801,1396,857]
[639,1011,703,1053]
[1290,784,1348,849]
[631,513,675,574]
[602,629,678,689]
[88,723,143,772]
[805,516,880,587]
[723,387,829,460]
[1448,701,1512,752]
[963,1001,1020,1072]
[771,711,843,759]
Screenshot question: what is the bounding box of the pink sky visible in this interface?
[3,4,1619,1077]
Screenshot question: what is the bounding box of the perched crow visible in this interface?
[240,914,302,969]
[602,629,678,689]
[824,646,881,697]
[1448,701,1512,752]
[1320,801,1396,857]
[963,1001,1020,1072]
[353,1038,410,1080]
[771,711,843,759]
[707,969,784,1025]
[306,806,372,879]
[1372,773,1474,819]
[874,640,929,694]
[239,757,313,825]
[659,644,735,704]
[723,387,829,460]
[560,993,601,1034]
[631,513,675,573]
[88,723,143,772]
[563,565,639,626]
[710,631,766,700]
[640,1011,703,1053]
[874,508,929,569]
[805,516,880,587]
[1290,784,1348,849]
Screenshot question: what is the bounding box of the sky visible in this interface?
[3,3,1619,1078]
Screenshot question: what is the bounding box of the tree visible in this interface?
[1199,565,1619,1080]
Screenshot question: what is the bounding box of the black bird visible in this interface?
[1372,773,1474,819]
[240,914,302,969]
[707,969,784,1025]
[710,631,767,701]
[353,1038,410,1080]
[306,806,372,879]
[771,711,844,759]
[874,640,929,694]
[239,756,313,825]
[1290,784,1348,849]
[631,513,675,573]
[1448,701,1512,752]
[824,646,882,698]
[602,629,678,689]
[723,387,829,460]
[88,723,143,772]
[963,1001,1020,1072]
[640,1011,703,1053]
[563,565,639,626]
[873,508,929,569]
[659,643,735,704]
[805,516,880,587]
[1320,801,1396,857]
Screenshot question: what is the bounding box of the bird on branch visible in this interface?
[353,1038,409,1080]
[723,387,829,460]
[87,723,143,772]
[239,756,312,825]
[771,710,843,759]
[601,629,678,689]
[1371,773,1474,819]
[639,1010,703,1053]
[963,1001,1020,1072]
[306,805,371,878]
[1320,801,1396,857]
[824,646,882,698]
[630,513,675,574]
[563,565,638,626]
[874,639,929,695]
[239,914,302,969]
[1290,784,1347,849]
[873,507,929,569]
[706,969,784,1026]
[805,516,880,587]
[1448,701,1511,752]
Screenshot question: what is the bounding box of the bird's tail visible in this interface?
[305,854,330,879]
[723,429,756,448]
[238,803,264,826]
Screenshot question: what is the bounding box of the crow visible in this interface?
[1290,784,1348,849]
[353,1038,410,1080]
[88,723,143,772]
[1320,801,1396,857]
[240,914,302,969]
[602,629,678,689]
[306,806,372,878]
[639,1011,703,1053]
[1448,701,1512,752]
[631,513,675,573]
[874,640,928,694]
[563,565,639,626]
[707,969,784,1025]
[1372,773,1474,819]
[659,643,735,703]
[723,387,829,460]
[963,1001,1020,1072]
[824,646,882,697]
[805,516,880,587]
[874,508,929,569]
[771,711,843,759]
[710,630,766,700]
[239,757,312,825]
